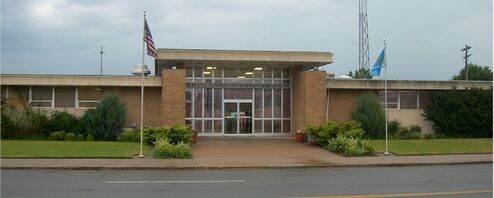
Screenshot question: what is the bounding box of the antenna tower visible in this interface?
[359,0,370,70]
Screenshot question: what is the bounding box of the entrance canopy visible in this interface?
[155,48,333,75]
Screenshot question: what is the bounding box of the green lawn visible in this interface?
[370,139,492,155]
[1,140,151,158]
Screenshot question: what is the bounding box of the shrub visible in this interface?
[387,120,401,137]
[64,132,77,141]
[86,134,95,141]
[424,134,446,139]
[1,97,50,139]
[153,138,192,159]
[306,120,364,146]
[423,88,492,138]
[49,131,65,141]
[47,111,81,134]
[167,124,193,145]
[122,130,140,142]
[76,134,86,141]
[81,93,127,140]
[324,134,374,156]
[352,92,385,138]
[393,126,420,139]
[143,127,169,146]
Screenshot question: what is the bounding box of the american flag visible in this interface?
[144,18,158,58]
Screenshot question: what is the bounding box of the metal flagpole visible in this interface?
[384,39,390,155]
[138,11,146,158]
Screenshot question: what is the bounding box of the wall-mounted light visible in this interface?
[203,71,211,75]
[254,67,263,71]
[206,66,216,70]
[237,76,246,79]
[245,72,253,75]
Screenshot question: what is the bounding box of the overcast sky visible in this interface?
[1,0,492,80]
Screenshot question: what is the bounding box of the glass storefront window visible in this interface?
[264,89,272,118]
[204,88,213,118]
[273,89,281,118]
[283,89,291,118]
[186,89,193,118]
[214,88,222,118]
[185,66,291,135]
[194,89,203,118]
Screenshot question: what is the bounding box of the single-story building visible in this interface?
[1,48,492,136]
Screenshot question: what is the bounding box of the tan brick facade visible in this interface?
[292,66,327,134]
[327,89,371,122]
[161,69,186,126]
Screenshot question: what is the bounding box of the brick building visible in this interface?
[1,49,491,136]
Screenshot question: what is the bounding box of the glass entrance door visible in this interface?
[224,100,253,135]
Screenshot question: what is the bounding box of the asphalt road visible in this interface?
[2,164,492,198]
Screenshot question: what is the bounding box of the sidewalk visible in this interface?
[2,137,492,170]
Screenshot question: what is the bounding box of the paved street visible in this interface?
[2,164,492,198]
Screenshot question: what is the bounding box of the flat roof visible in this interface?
[0,74,162,87]
[156,48,333,68]
[327,79,493,90]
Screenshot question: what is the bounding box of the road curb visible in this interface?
[2,161,491,170]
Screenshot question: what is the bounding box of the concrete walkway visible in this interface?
[1,137,492,170]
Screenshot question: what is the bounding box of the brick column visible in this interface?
[161,69,185,126]
[292,66,327,134]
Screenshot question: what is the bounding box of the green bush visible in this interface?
[424,133,446,139]
[387,120,401,137]
[76,134,86,141]
[81,93,127,140]
[47,111,81,134]
[423,88,492,138]
[64,132,77,141]
[306,120,364,146]
[1,97,50,138]
[122,130,140,142]
[49,131,65,141]
[143,127,169,146]
[393,126,420,139]
[324,134,374,156]
[352,92,385,138]
[86,134,95,141]
[153,138,192,159]
[167,124,193,145]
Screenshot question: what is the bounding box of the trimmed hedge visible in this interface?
[423,88,492,138]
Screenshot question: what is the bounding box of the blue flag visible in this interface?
[371,49,385,76]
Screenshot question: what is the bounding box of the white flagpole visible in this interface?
[138,11,146,158]
[384,39,390,155]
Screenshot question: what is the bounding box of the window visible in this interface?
[31,86,53,107]
[55,87,75,107]
[8,86,29,105]
[379,90,398,109]
[78,87,103,107]
[419,91,432,109]
[400,91,417,109]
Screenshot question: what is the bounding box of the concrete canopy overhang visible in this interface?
[155,48,333,74]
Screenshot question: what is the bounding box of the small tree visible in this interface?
[352,92,385,138]
[81,93,127,140]
[47,111,81,133]
[347,67,372,79]
[452,64,492,81]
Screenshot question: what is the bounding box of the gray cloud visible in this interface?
[1,0,492,80]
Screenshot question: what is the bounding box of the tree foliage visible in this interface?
[81,93,127,140]
[452,64,492,81]
[422,88,492,138]
[352,92,385,137]
[347,67,372,79]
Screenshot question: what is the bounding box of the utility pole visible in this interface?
[99,45,104,76]
[461,45,471,81]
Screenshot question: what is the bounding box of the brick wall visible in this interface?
[292,67,327,134]
[161,69,186,126]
